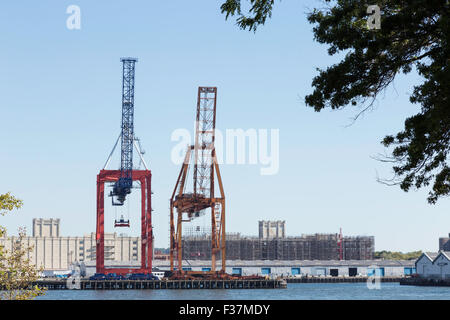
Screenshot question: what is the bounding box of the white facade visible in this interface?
[148,260,415,278]
[416,252,450,279]
[32,218,60,237]
[0,232,141,271]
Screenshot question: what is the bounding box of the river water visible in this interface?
[35,283,450,300]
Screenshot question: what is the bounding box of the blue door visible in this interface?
[368,268,385,276]
[261,268,271,275]
[232,268,242,276]
[291,268,300,275]
[404,267,416,275]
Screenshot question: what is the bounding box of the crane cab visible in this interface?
[114,215,130,228]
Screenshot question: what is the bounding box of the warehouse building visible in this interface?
[416,251,450,279]
[76,259,415,278]
[0,219,141,270]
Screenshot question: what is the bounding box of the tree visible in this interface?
[221,0,450,203]
[0,192,45,300]
[374,250,422,260]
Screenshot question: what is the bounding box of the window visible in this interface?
[330,269,339,277]
[182,267,192,271]
[261,268,271,275]
[367,268,385,277]
[232,268,242,276]
[404,267,416,275]
[315,268,326,276]
[202,267,211,272]
[291,268,300,275]
[349,268,357,277]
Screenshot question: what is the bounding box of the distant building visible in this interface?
[0,219,141,271]
[259,220,285,239]
[182,222,374,261]
[33,218,60,237]
[439,234,450,251]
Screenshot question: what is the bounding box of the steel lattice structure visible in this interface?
[170,87,226,275]
[111,58,137,205]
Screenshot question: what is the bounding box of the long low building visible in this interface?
[0,219,141,270]
[78,259,415,278]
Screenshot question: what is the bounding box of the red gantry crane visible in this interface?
[96,58,153,275]
[169,87,226,277]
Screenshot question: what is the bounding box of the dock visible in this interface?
[400,277,450,287]
[31,278,288,290]
[285,276,403,283]
[29,276,407,290]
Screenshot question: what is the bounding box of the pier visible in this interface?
[32,278,288,290]
[400,277,450,287]
[30,276,407,290]
[285,276,403,283]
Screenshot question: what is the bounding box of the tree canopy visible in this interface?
[0,193,45,300]
[374,250,422,260]
[221,0,450,203]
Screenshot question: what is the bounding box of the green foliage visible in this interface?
[220,0,275,32]
[221,0,450,203]
[374,250,423,260]
[0,193,46,300]
[0,192,23,217]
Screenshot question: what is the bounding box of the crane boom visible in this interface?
[111,57,138,205]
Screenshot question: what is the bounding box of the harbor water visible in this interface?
[36,282,450,300]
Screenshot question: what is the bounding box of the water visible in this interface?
[36,283,450,300]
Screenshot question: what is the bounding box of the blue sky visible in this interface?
[0,1,448,251]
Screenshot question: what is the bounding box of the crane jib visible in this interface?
[111,58,138,206]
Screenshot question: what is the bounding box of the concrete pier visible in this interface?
[32,278,288,290]
[400,277,450,287]
[286,276,402,283]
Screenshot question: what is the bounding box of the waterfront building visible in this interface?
[259,220,285,239]
[0,219,141,271]
[416,251,450,279]
[78,259,415,278]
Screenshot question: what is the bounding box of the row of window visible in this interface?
[178,267,416,276]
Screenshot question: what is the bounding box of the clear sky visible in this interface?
[0,1,448,252]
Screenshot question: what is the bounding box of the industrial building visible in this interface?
[416,251,450,279]
[0,219,141,270]
[76,259,415,278]
[414,235,450,279]
[439,234,450,251]
[181,221,374,261]
[0,219,374,272]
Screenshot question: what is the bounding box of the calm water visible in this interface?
[36,283,450,300]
